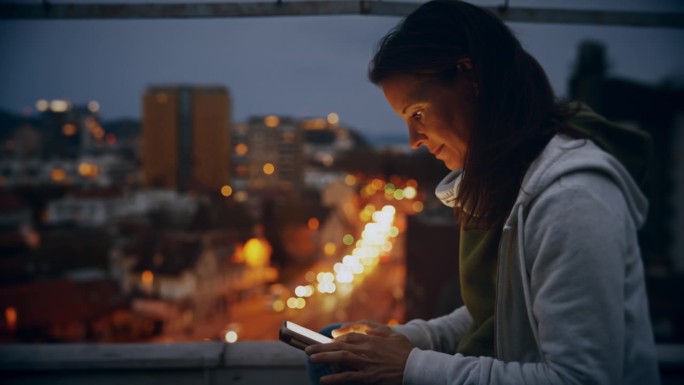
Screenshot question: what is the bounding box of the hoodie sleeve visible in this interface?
[391,306,472,353]
[398,171,641,385]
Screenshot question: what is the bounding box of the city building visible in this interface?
[142,85,231,193]
[233,116,304,196]
[116,231,275,338]
[45,188,199,227]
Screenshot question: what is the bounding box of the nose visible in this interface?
[408,125,426,149]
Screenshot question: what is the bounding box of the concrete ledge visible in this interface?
[225,341,308,367]
[0,342,681,385]
[0,342,225,370]
[0,341,310,385]
[0,341,308,371]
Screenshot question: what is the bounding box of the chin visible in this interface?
[442,159,462,171]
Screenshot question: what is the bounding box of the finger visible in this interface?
[305,341,346,354]
[309,350,361,367]
[334,332,369,344]
[366,326,393,337]
[331,320,380,337]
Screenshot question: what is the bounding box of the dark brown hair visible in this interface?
[369,0,576,229]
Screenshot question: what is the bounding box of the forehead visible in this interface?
[381,75,436,110]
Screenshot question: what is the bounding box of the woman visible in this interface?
[305,0,659,384]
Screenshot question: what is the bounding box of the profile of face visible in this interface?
[381,63,476,171]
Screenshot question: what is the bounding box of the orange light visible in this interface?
[308,217,319,230]
[93,127,105,139]
[232,245,246,263]
[264,115,280,128]
[344,174,357,186]
[62,123,77,136]
[142,270,154,285]
[78,163,92,176]
[78,162,99,178]
[244,237,272,268]
[406,179,418,188]
[220,185,233,197]
[5,307,17,332]
[412,201,424,213]
[50,168,66,182]
[324,242,336,257]
[235,143,248,155]
[272,299,285,312]
[263,163,275,175]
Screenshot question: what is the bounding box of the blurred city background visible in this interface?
[0,0,683,349]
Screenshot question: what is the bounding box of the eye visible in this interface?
[411,110,424,121]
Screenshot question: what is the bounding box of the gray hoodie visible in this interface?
[392,134,660,384]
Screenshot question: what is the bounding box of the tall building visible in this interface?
[142,85,231,192]
[234,115,304,195]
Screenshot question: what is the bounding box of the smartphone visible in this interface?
[279,321,332,350]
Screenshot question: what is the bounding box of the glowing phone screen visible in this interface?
[286,321,332,344]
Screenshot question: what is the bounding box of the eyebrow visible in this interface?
[401,103,418,115]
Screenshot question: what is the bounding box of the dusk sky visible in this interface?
[1,0,683,143]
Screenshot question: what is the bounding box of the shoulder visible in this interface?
[512,133,647,228]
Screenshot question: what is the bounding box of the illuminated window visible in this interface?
[234,143,248,155]
[307,217,319,230]
[263,163,275,175]
[264,115,280,128]
[62,123,77,136]
[50,168,66,182]
[49,100,69,113]
[220,185,233,197]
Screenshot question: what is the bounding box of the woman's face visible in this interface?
[381,73,475,171]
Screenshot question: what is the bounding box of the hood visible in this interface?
[435,169,462,208]
[514,134,648,228]
[435,104,650,228]
[567,103,651,185]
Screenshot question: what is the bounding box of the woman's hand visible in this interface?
[330,320,387,338]
[305,323,414,385]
